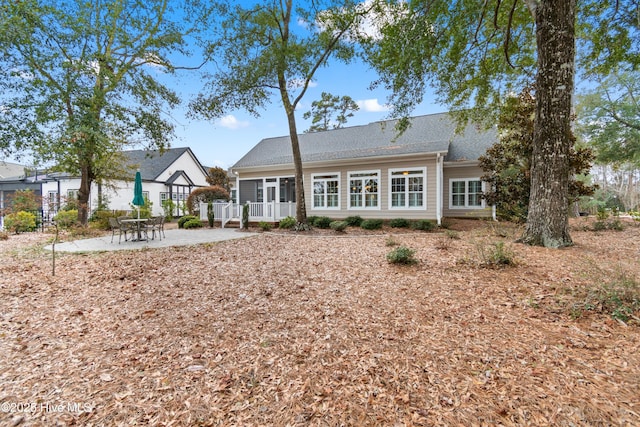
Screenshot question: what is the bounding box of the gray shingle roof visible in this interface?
[232,113,496,169]
[123,147,192,180]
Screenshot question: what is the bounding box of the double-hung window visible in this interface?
[349,170,380,209]
[312,173,340,209]
[389,168,426,209]
[450,178,484,208]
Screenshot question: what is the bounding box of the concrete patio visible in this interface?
[45,227,258,253]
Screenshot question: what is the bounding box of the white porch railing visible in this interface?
[199,201,296,228]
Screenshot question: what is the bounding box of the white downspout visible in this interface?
[436,153,443,226]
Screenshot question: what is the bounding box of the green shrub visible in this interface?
[90,210,120,230]
[306,216,319,226]
[242,204,249,229]
[482,241,516,267]
[4,211,37,233]
[178,215,198,228]
[207,201,215,228]
[314,216,333,229]
[386,246,418,265]
[411,219,435,231]
[183,218,203,229]
[258,221,272,231]
[385,236,399,247]
[279,216,296,229]
[389,218,410,228]
[330,220,348,232]
[344,215,363,227]
[361,219,383,230]
[445,230,460,240]
[572,271,640,322]
[54,209,79,229]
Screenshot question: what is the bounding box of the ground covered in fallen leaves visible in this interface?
[0,218,639,426]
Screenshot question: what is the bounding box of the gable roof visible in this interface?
[122,147,205,181]
[232,112,496,169]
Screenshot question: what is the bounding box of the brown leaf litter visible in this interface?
[0,218,639,426]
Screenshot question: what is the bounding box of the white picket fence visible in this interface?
[199,201,296,228]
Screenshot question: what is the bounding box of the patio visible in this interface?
[45,227,258,253]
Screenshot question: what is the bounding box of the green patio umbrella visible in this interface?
[132,170,144,219]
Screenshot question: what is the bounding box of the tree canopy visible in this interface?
[0,0,207,224]
[362,0,639,247]
[303,92,359,132]
[577,69,640,167]
[480,87,596,222]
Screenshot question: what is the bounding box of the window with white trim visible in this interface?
[450,178,484,208]
[389,168,426,209]
[349,170,380,209]
[312,173,340,209]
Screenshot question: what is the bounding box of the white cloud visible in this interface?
[357,98,390,112]
[217,115,250,130]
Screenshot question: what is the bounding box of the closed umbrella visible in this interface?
[132,170,144,219]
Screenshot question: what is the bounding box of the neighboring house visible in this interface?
[0,161,26,179]
[228,112,496,226]
[0,147,209,226]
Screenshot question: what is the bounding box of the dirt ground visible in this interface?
[0,218,638,426]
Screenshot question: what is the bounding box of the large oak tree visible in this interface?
[0,0,207,224]
[364,0,639,248]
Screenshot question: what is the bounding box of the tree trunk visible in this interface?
[286,108,307,224]
[521,0,576,248]
[77,163,92,226]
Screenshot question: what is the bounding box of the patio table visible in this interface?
[120,218,148,241]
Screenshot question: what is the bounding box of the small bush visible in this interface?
[411,219,435,231]
[344,215,363,227]
[387,246,418,265]
[178,215,198,229]
[389,218,410,228]
[279,216,296,229]
[445,230,460,240]
[0,230,8,240]
[314,216,333,229]
[91,210,126,231]
[330,220,348,232]
[361,219,383,230]
[258,221,272,231]
[242,204,249,229]
[592,219,624,231]
[572,271,640,322]
[54,209,79,229]
[481,241,516,267]
[306,216,319,226]
[183,218,203,229]
[4,211,37,234]
[385,237,399,247]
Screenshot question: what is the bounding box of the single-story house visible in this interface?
[228,112,496,226]
[0,147,210,227]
